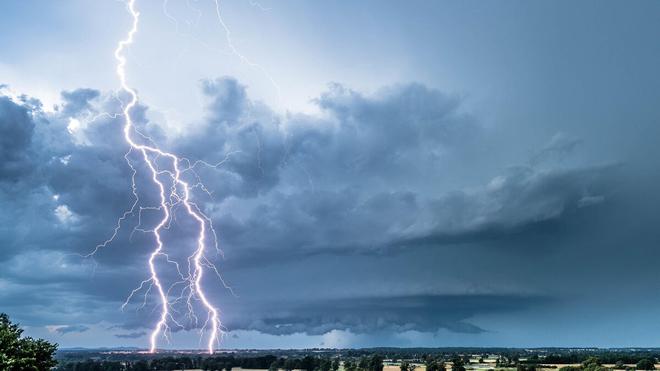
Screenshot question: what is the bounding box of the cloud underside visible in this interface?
[114,331,147,339]
[52,324,90,335]
[220,294,548,335]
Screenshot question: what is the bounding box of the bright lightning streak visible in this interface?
[106,0,222,354]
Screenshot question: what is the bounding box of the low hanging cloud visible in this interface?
[115,331,147,339]
[218,293,550,336]
[49,324,90,335]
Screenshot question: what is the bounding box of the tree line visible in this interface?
[55,354,380,371]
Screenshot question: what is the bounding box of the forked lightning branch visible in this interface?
[90,0,225,354]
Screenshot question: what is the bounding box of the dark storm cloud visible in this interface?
[115,331,146,339]
[219,293,549,336]
[60,89,100,117]
[215,162,614,266]
[54,325,90,335]
[173,78,478,201]
[201,78,249,124]
[0,96,35,182]
[286,82,479,185]
[401,164,615,247]
[0,88,140,265]
[530,133,583,166]
[0,76,647,342]
[167,79,621,337]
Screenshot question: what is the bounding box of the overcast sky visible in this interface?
[2,0,660,349]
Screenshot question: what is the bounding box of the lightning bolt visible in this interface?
[212,0,282,107]
[93,0,223,354]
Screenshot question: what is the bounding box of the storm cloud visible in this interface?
[0,69,658,347]
[52,325,90,335]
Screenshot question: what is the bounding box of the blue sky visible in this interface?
[2,0,660,349]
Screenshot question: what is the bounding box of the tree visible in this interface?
[132,360,150,371]
[358,357,369,371]
[636,359,655,370]
[344,359,356,371]
[301,356,317,371]
[582,357,601,368]
[284,359,297,371]
[0,313,58,371]
[579,357,608,371]
[320,358,332,371]
[425,358,445,371]
[332,358,340,371]
[401,361,416,371]
[451,358,465,371]
[426,358,439,371]
[368,355,384,371]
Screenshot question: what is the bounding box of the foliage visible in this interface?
[581,356,608,371]
[401,361,417,371]
[332,358,340,371]
[636,359,656,370]
[366,354,384,371]
[47,349,660,371]
[546,352,659,365]
[451,357,465,371]
[425,357,446,371]
[0,313,58,371]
